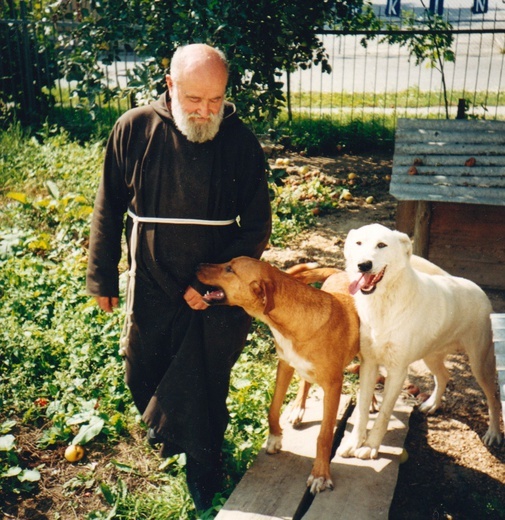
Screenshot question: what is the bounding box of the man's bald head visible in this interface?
[170,44,228,84]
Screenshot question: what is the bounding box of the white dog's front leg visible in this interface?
[337,359,378,458]
[355,367,408,459]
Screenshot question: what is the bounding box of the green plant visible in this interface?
[271,115,395,156]
[0,420,41,495]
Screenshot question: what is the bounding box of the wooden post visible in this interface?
[456,98,467,119]
[413,201,431,258]
[395,200,416,236]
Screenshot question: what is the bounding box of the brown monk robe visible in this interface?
[86,66,271,510]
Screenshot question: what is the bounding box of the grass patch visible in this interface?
[290,87,505,111]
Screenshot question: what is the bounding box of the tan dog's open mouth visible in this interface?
[349,267,386,295]
[202,287,226,304]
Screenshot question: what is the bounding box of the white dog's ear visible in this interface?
[396,231,413,258]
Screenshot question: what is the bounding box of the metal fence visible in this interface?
[1,5,505,130]
[287,24,505,122]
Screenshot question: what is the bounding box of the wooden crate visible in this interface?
[391,119,505,290]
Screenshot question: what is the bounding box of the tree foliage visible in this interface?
[4,1,455,126]
[36,0,369,121]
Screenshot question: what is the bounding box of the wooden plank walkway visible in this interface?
[217,389,413,519]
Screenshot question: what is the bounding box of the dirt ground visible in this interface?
[262,151,505,520]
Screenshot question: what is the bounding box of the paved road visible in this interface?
[286,32,505,94]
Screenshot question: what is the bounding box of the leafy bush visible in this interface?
[0,126,129,449]
[0,420,41,495]
[275,115,395,155]
[0,125,293,517]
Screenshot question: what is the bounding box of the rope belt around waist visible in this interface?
[119,209,236,355]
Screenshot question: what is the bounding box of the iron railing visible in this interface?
[1,6,505,129]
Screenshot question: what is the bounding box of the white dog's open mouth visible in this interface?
[349,267,386,295]
[203,288,226,304]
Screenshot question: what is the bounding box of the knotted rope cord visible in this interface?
[118,209,236,355]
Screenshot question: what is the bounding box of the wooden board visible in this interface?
[428,202,505,289]
[216,390,413,520]
[303,398,412,520]
[491,314,505,430]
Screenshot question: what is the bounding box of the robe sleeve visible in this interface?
[86,122,129,297]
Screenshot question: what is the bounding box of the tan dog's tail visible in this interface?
[286,263,343,285]
[285,262,320,276]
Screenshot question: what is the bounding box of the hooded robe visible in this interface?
[86,93,272,465]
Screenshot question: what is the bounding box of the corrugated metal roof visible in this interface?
[390,118,505,206]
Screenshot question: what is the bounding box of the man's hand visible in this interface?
[184,286,209,310]
[95,296,119,313]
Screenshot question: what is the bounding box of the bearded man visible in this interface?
[86,43,272,512]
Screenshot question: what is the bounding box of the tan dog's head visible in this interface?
[197,256,277,316]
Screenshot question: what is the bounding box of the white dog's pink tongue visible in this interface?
[349,273,368,295]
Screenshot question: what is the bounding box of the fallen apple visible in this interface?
[64,444,85,463]
[399,448,409,464]
[347,363,360,374]
[340,189,353,201]
[274,158,285,168]
[417,392,431,403]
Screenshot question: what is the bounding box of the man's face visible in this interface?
[167,71,227,143]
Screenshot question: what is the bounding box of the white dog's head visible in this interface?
[344,223,412,295]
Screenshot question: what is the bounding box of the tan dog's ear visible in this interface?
[251,280,275,314]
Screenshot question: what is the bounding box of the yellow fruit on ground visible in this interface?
[298,165,310,175]
[161,58,170,68]
[340,189,353,201]
[274,158,285,167]
[399,448,409,464]
[348,172,357,180]
[366,196,374,204]
[65,444,85,462]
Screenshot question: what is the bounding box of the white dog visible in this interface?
[337,223,503,460]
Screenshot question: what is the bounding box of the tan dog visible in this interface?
[197,257,359,493]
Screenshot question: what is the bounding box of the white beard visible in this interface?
[171,97,224,143]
